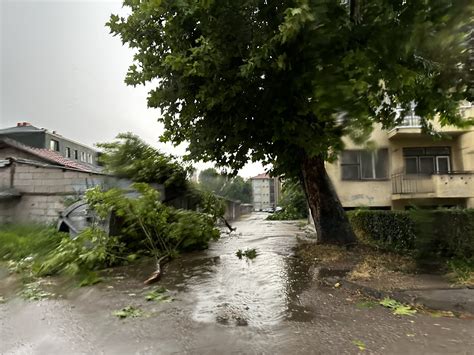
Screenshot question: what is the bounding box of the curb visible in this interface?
[324,277,474,315]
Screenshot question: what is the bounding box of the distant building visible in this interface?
[0,122,99,166]
[250,173,281,211]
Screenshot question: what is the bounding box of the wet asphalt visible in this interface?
[1,213,473,354]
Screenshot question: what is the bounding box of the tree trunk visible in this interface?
[301,155,356,245]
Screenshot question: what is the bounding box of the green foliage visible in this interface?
[380,297,417,316]
[446,258,474,285]
[199,168,252,203]
[145,286,173,302]
[108,0,472,183]
[348,210,416,252]
[236,248,258,260]
[20,281,55,301]
[198,168,225,194]
[112,306,144,319]
[410,209,474,263]
[220,176,252,203]
[0,224,64,262]
[352,339,367,351]
[267,179,307,220]
[348,209,474,267]
[35,227,124,277]
[97,132,189,189]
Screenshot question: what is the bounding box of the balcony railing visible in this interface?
[392,171,474,195]
[392,173,434,194]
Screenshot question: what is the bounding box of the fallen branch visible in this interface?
[221,217,236,232]
[144,255,169,285]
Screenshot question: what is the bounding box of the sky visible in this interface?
[0,0,264,178]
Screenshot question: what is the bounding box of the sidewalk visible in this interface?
[296,239,474,316]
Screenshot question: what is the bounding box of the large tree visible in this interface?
[108,0,472,244]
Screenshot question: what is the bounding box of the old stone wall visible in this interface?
[0,162,118,224]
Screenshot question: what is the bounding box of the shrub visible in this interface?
[347,210,416,252]
[348,209,474,265]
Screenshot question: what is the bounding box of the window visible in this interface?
[403,147,451,174]
[341,149,388,180]
[81,152,86,161]
[65,147,71,158]
[49,139,59,151]
[74,150,78,159]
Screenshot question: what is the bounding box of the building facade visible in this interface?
[251,173,281,211]
[327,104,474,210]
[0,122,99,165]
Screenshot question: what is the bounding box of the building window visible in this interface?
[341,149,388,180]
[81,152,86,161]
[74,150,78,159]
[65,147,71,158]
[403,147,451,174]
[49,139,60,151]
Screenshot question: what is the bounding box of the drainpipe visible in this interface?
[9,159,15,188]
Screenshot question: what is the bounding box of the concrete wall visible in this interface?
[0,162,116,223]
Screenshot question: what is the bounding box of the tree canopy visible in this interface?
[108,0,472,179]
[108,0,472,243]
[97,132,190,190]
[198,168,252,203]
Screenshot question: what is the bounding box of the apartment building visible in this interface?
[0,122,99,166]
[327,104,474,210]
[251,173,281,211]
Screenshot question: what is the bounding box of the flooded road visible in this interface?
[1,213,474,354]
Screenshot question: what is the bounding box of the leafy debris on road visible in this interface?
[145,286,173,302]
[380,297,416,316]
[352,339,366,351]
[19,282,54,301]
[112,306,144,319]
[236,248,258,260]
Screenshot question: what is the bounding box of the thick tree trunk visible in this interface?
[301,155,356,245]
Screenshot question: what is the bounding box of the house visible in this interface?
[250,173,281,211]
[327,104,474,210]
[0,137,119,223]
[0,122,99,166]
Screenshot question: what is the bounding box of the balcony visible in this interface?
[392,171,474,199]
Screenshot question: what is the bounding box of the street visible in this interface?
[1,213,473,354]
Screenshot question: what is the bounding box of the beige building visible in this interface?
[251,173,281,211]
[327,104,474,210]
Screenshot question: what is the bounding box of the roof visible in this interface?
[0,123,98,152]
[0,124,43,134]
[251,173,272,180]
[0,137,103,174]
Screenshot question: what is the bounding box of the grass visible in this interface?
[446,259,474,287]
[0,224,64,263]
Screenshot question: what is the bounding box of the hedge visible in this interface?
[348,209,474,263]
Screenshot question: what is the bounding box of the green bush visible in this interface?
[348,210,416,252]
[348,209,474,264]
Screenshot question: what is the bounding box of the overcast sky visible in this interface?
[0,0,264,177]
